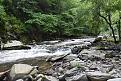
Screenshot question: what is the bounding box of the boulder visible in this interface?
[60,67,88,81]
[65,67,79,77]
[2,40,31,50]
[35,74,59,81]
[10,64,38,80]
[0,70,10,81]
[46,53,70,62]
[16,79,24,81]
[70,59,85,68]
[59,67,88,81]
[45,76,59,81]
[107,78,121,81]
[87,71,113,81]
[93,36,103,43]
[65,74,88,81]
[71,46,82,54]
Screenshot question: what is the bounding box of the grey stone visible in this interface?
[107,78,121,81]
[87,71,112,81]
[10,64,38,80]
[65,74,88,81]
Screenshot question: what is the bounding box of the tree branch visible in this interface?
[98,13,110,25]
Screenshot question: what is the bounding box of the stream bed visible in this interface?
[0,38,95,64]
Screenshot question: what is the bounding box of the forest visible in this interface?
[0,0,121,43]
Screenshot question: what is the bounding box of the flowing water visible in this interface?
[0,38,95,64]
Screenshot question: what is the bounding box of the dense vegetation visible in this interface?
[0,0,121,43]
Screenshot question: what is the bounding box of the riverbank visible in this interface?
[1,37,121,81]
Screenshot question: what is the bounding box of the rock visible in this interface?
[37,78,42,81]
[45,76,59,81]
[107,78,121,81]
[87,71,113,81]
[71,46,82,54]
[3,45,31,50]
[79,49,105,61]
[2,40,31,50]
[65,67,79,77]
[84,42,92,47]
[10,64,38,80]
[64,54,78,61]
[59,67,88,81]
[0,70,10,81]
[105,53,114,58]
[46,53,70,62]
[4,40,23,47]
[70,59,85,68]
[65,74,88,81]
[16,79,24,81]
[35,74,59,81]
[93,36,103,43]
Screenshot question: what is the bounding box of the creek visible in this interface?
[0,38,95,64]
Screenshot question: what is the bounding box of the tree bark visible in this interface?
[108,12,117,43]
[98,12,117,43]
[118,11,121,42]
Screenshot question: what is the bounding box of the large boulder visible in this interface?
[2,40,31,50]
[10,64,38,80]
[93,36,103,43]
[87,71,113,81]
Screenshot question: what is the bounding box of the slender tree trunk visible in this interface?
[118,11,121,42]
[98,12,117,43]
[108,12,117,43]
[109,24,117,43]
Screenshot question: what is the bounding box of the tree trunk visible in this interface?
[118,11,121,42]
[108,12,117,43]
[98,12,117,43]
[109,24,117,43]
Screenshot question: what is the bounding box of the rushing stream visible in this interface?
[0,38,95,64]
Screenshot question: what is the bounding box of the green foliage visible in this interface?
[0,0,121,42]
[26,13,58,34]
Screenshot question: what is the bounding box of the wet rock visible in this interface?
[93,36,103,43]
[64,54,78,61]
[10,64,38,80]
[71,46,82,54]
[107,78,121,81]
[16,79,24,81]
[2,40,31,50]
[46,53,70,62]
[87,71,113,81]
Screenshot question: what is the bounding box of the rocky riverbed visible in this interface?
[0,37,121,81]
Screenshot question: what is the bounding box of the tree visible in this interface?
[88,0,121,43]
